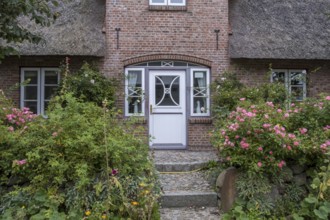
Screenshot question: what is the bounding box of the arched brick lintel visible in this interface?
[123,54,212,67]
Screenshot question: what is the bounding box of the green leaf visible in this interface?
[304,196,318,204]
[292,213,304,220]
[314,209,328,220]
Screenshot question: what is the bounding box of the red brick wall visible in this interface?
[104,0,230,148]
[230,59,330,97]
[0,56,103,106]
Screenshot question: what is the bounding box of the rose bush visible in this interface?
[212,96,330,174]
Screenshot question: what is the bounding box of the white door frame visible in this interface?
[149,70,186,149]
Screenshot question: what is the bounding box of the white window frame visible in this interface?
[190,68,210,116]
[21,68,60,115]
[149,0,186,6]
[271,69,307,101]
[125,68,145,116]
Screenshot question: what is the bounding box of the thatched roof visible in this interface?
[13,0,105,57]
[229,0,330,60]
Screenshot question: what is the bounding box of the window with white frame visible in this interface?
[125,68,145,116]
[21,68,60,115]
[271,69,307,101]
[191,68,210,116]
[149,0,186,6]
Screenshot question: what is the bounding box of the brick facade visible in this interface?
[230,59,330,97]
[104,0,230,149]
[0,56,103,105]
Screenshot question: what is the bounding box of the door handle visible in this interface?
[150,104,153,114]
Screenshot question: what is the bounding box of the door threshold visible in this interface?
[150,144,186,150]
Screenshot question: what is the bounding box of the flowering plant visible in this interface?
[212,96,330,174]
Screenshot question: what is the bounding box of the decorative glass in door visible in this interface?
[155,75,180,106]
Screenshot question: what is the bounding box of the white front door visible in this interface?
[149,70,186,149]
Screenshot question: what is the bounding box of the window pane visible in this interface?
[45,86,58,100]
[151,0,165,3]
[193,97,207,114]
[155,75,180,106]
[24,101,38,114]
[128,97,142,114]
[170,0,184,3]
[45,71,59,84]
[272,71,285,83]
[193,71,207,88]
[127,71,142,88]
[24,71,38,84]
[24,86,38,100]
[291,86,304,101]
[290,72,305,85]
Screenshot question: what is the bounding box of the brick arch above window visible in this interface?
[123,54,212,67]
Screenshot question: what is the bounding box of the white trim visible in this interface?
[149,0,186,6]
[125,68,145,116]
[21,68,59,115]
[190,68,210,116]
[271,69,307,101]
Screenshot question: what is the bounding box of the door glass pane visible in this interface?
[45,71,59,84]
[24,71,38,84]
[24,101,38,114]
[272,71,286,83]
[45,86,58,100]
[155,75,180,106]
[24,86,38,100]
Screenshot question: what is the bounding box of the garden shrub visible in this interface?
[0,93,159,218]
[59,61,117,108]
[212,71,287,118]
[212,95,330,219]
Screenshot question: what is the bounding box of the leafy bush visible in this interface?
[213,94,330,219]
[212,96,330,174]
[212,72,287,118]
[59,61,117,108]
[0,93,159,219]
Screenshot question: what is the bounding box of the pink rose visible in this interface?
[240,98,246,101]
[257,162,262,167]
[326,96,330,100]
[258,147,263,151]
[299,128,308,134]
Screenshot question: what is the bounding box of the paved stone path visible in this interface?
[152,150,222,220]
[160,207,221,220]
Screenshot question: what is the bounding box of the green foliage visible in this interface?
[0,92,160,219]
[0,0,60,60]
[212,74,330,219]
[212,96,330,175]
[212,71,287,119]
[58,62,117,108]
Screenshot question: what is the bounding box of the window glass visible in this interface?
[271,69,306,101]
[45,71,59,84]
[151,0,166,4]
[155,75,180,106]
[170,0,184,4]
[272,71,286,83]
[191,70,209,115]
[21,68,59,115]
[126,69,144,115]
[24,71,38,84]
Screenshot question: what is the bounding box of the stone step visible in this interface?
[152,150,219,172]
[161,191,218,208]
[159,172,218,208]
[160,207,221,220]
